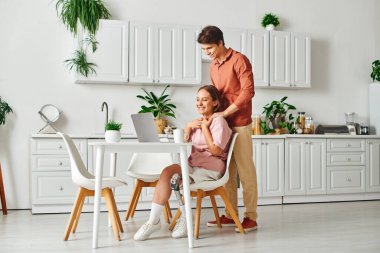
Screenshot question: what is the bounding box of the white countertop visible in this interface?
[31,133,380,139]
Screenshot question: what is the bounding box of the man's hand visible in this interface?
[210,111,225,120]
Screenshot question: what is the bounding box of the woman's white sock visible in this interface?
[147,202,163,224]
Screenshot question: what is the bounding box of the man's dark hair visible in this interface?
[197,26,224,45]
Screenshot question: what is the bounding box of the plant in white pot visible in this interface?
[369,60,380,134]
[105,120,122,143]
[261,13,280,31]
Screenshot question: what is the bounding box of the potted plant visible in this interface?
[137,85,176,134]
[55,0,111,76]
[261,13,280,31]
[105,120,122,143]
[369,59,380,134]
[261,96,297,134]
[371,60,380,82]
[0,97,13,126]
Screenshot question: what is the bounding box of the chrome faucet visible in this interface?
[101,101,109,131]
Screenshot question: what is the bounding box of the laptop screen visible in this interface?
[131,113,160,142]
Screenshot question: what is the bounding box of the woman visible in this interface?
[134,85,232,241]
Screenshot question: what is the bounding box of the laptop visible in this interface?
[131,113,160,142]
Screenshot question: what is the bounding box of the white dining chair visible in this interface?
[124,153,174,223]
[169,133,244,238]
[57,132,128,241]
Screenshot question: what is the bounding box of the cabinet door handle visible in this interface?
[157,80,160,83]
[346,157,351,161]
[346,178,352,182]
[59,186,64,191]
[59,161,63,166]
[346,143,351,147]
[153,79,155,83]
[58,145,63,149]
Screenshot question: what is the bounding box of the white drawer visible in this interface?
[32,171,79,204]
[327,139,365,152]
[327,152,365,166]
[31,138,87,155]
[31,154,87,172]
[327,166,365,194]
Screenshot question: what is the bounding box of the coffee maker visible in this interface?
[345,112,359,135]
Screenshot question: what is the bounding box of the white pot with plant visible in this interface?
[261,13,280,31]
[105,120,122,143]
[136,85,176,134]
[369,60,380,134]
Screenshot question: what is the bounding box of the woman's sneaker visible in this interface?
[133,220,161,241]
[206,215,236,227]
[172,216,187,239]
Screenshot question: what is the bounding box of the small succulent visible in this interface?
[261,13,280,28]
[105,120,122,131]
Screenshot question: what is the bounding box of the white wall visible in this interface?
[0,0,378,208]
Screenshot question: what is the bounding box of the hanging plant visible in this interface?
[55,0,111,76]
[65,48,97,77]
[55,0,111,37]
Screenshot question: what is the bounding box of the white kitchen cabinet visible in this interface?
[291,33,311,88]
[31,138,88,213]
[326,138,366,194]
[285,138,326,195]
[177,25,202,84]
[75,20,129,84]
[366,139,380,192]
[129,22,201,85]
[247,30,269,87]
[261,139,285,196]
[270,31,291,87]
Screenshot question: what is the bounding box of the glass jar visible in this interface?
[304,116,314,134]
[298,112,306,130]
[253,113,262,135]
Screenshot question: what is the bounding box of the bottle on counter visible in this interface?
[304,116,314,134]
[253,113,262,135]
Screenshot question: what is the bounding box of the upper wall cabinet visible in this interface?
[75,20,129,84]
[269,31,311,88]
[129,22,201,85]
[247,30,269,87]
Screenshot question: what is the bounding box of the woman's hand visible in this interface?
[201,117,213,129]
[186,118,203,130]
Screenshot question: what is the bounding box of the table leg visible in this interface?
[108,153,117,226]
[92,146,105,249]
[179,146,194,249]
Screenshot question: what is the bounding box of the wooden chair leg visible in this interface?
[64,188,86,240]
[125,181,141,221]
[103,188,121,241]
[165,201,172,218]
[210,195,221,228]
[194,190,203,239]
[130,185,142,218]
[163,205,170,224]
[72,195,86,233]
[109,189,123,233]
[168,208,181,231]
[0,163,8,215]
[219,187,244,234]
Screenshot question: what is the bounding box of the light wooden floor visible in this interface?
[1,201,380,253]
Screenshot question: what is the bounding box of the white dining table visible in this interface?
[88,142,194,249]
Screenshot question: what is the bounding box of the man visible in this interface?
[197,26,258,232]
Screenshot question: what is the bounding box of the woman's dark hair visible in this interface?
[198,85,221,112]
[197,26,224,45]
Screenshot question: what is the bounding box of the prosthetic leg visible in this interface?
[170,173,184,207]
